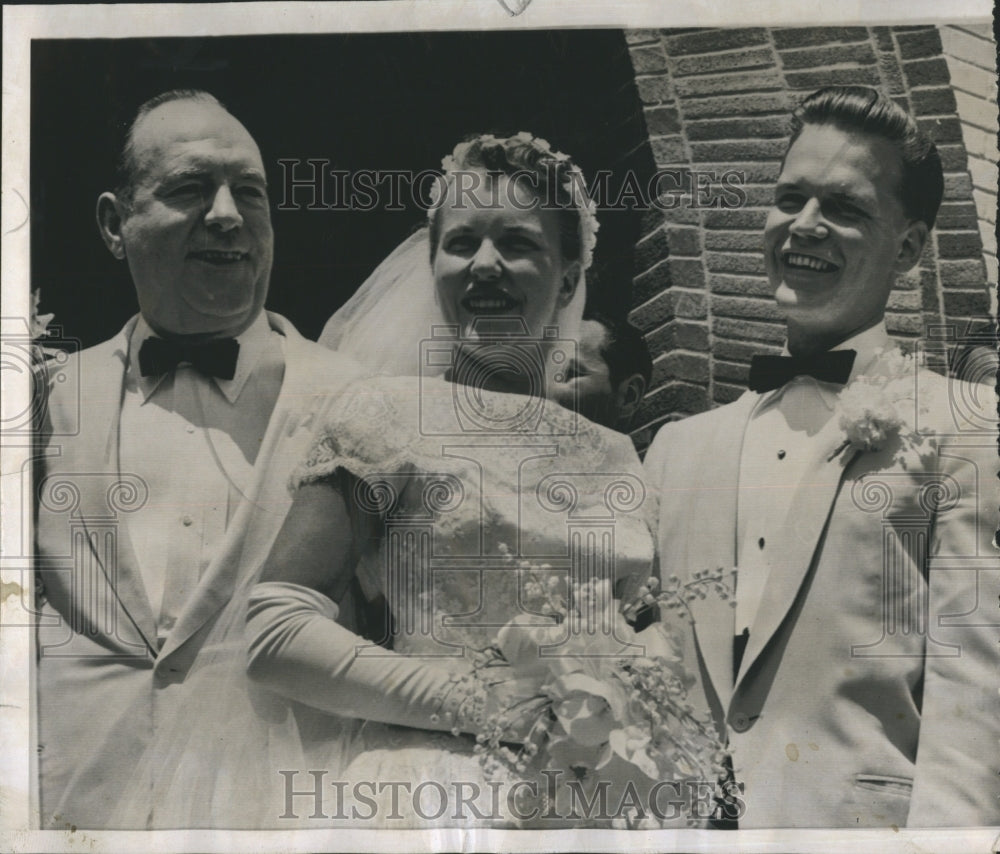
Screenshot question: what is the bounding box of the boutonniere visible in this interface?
[828,348,931,462]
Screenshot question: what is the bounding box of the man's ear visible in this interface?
[893,220,929,274]
[97,192,128,260]
[557,263,581,309]
[615,373,647,424]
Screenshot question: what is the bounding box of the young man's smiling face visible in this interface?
[764,122,927,354]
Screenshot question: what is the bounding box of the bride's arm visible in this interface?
[245,480,486,734]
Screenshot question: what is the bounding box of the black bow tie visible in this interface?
[138,336,240,380]
[747,350,856,393]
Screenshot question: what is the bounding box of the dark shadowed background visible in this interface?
[31,31,652,348]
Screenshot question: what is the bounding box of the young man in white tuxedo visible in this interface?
[644,86,998,828]
[33,90,363,828]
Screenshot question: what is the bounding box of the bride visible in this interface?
[117,133,708,829]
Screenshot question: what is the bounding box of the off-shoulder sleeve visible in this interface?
[293,374,648,490]
[291,376,430,489]
[289,375,656,607]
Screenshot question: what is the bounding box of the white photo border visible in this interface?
[2,2,997,852]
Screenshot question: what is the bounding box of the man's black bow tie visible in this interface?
[138,336,240,380]
[747,350,856,393]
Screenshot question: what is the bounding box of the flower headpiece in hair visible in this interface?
[434,132,600,272]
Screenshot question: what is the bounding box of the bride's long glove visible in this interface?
[246,581,523,737]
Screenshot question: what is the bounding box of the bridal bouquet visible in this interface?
[471,557,732,828]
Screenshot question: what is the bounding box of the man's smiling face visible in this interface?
[110,98,274,338]
[764,122,926,354]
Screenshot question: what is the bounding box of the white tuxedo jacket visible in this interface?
[644,362,998,828]
[34,312,365,829]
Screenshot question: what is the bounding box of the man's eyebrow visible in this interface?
[827,189,876,208]
[161,165,267,182]
[161,166,210,182]
[773,181,874,206]
[773,180,803,195]
[498,223,547,238]
[238,168,268,183]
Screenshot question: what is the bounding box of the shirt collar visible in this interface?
[835,321,890,382]
[762,321,891,411]
[128,312,273,405]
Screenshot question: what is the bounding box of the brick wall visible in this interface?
[940,24,998,313]
[624,26,995,444]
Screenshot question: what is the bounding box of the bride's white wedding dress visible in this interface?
[112,373,655,829]
[248,374,657,828]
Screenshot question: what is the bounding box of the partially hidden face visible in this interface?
[432,173,579,341]
[764,123,927,351]
[108,99,274,337]
[551,318,618,426]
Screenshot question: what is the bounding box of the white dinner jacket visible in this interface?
[644,354,998,828]
[34,311,365,828]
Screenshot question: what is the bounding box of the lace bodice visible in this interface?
[294,375,655,656]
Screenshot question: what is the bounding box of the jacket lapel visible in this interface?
[155,314,342,667]
[679,392,757,713]
[731,345,904,689]
[733,414,860,689]
[51,319,159,653]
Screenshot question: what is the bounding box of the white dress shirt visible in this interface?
[735,322,890,638]
[119,313,285,645]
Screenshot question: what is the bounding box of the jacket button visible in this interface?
[731,712,751,732]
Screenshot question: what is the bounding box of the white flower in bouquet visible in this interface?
[474,556,732,828]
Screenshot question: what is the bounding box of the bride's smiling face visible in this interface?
[432,173,579,339]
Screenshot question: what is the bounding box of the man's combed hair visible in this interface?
[114,89,225,205]
[789,86,944,230]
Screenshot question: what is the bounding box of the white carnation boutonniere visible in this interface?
[829,348,932,463]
